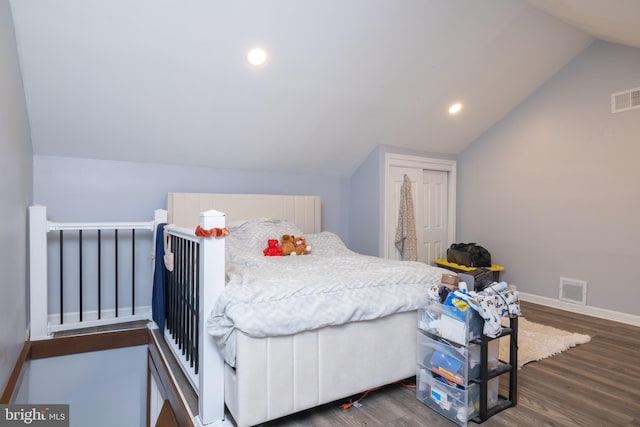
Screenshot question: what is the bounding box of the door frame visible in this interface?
[383,153,457,259]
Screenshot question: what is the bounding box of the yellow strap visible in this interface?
[434,259,504,272]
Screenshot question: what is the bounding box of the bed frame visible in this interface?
[163,193,418,427]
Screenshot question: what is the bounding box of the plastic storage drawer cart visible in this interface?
[417,300,517,425]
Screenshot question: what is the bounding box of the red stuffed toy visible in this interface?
[263,239,283,256]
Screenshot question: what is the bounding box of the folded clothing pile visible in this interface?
[428,280,520,338]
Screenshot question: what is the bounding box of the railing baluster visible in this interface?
[60,230,64,325]
[166,235,173,335]
[182,237,187,354]
[132,229,136,316]
[160,232,202,376]
[98,229,102,320]
[195,242,200,375]
[193,241,198,368]
[188,240,192,367]
[168,234,174,336]
[186,240,192,360]
[172,236,177,339]
[172,234,177,336]
[79,230,83,322]
[190,240,196,368]
[172,235,177,338]
[115,229,119,318]
[179,237,185,353]
[175,236,181,341]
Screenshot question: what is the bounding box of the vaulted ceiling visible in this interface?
[9,1,640,176]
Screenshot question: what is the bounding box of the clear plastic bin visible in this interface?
[418,299,482,345]
[417,331,480,385]
[417,367,499,425]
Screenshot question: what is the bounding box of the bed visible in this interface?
[160,192,452,427]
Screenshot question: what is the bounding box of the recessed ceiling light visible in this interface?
[448,103,462,114]
[247,48,267,66]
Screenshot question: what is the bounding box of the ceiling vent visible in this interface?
[611,87,640,113]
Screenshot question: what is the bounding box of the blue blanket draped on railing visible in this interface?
[152,223,167,332]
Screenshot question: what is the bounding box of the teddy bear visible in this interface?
[263,239,282,256]
[293,236,311,255]
[280,235,296,256]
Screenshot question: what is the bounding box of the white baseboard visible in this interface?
[519,292,640,327]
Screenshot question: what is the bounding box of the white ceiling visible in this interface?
[528,0,640,48]
[9,1,639,177]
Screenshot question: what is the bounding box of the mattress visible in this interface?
[205,218,449,366]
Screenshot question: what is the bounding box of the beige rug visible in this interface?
[499,317,591,368]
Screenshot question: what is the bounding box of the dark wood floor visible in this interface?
[256,301,640,427]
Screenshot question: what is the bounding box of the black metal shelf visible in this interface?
[470,316,518,423]
[471,397,514,423]
[470,361,512,383]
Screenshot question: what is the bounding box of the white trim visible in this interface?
[164,328,199,391]
[383,153,457,258]
[194,415,234,427]
[149,367,164,427]
[149,324,234,427]
[385,153,457,171]
[29,205,49,340]
[163,211,230,426]
[46,306,153,334]
[165,225,200,242]
[148,327,199,426]
[47,221,155,232]
[197,210,227,426]
[519,292,640,327]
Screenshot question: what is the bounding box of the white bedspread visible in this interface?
[206,230,448,366]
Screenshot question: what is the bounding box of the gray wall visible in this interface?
[0,0,32,393]
[457,41,640,316]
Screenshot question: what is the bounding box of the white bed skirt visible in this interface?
[224,310,418,427]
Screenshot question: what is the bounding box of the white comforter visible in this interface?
[206,231,447,366]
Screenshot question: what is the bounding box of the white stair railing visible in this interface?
[28,205,167,340]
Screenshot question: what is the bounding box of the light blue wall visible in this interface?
[33,155,349,238]
[348,147,382,256]
[0,0,32,392]
[457,41,640,316]
[16,346,148,427]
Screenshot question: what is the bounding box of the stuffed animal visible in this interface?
[280,235,296,256]
[263,239,282,256]
[293,236,311,255]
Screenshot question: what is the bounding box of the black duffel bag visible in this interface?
[447,243,492,267]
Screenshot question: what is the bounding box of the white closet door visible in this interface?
[420,169,448,264]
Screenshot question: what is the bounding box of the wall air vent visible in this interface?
[559,277,587,305]
[611,87,640,113]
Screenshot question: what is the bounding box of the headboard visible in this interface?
[167,192,321,234]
